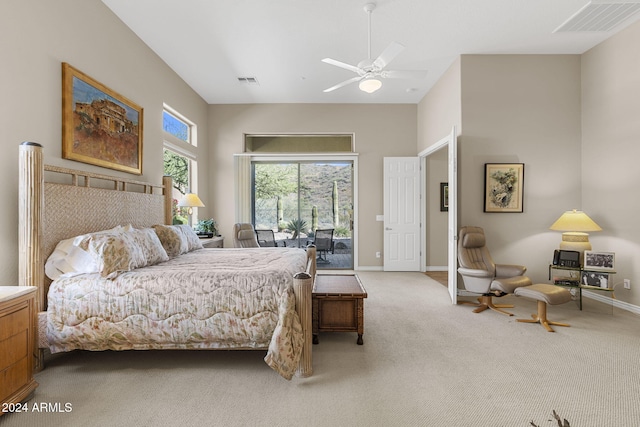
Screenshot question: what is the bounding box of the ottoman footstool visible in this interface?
[513,284,572,332]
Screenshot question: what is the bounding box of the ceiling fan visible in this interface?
[322,2,428,94]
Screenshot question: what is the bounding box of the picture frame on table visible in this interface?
[581,271,610,289]
[62,62,143,175]
[584,251,615,271]
[484,163,524,213]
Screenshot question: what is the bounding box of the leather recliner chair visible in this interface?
[232,223,260,248]
[457,226,532,316]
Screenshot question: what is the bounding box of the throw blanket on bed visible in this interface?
[47,248,308,379]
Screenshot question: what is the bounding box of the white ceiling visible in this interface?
[101,0,640,104]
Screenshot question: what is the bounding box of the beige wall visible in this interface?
[208,104,417,268]
[459,55,583,285]
[581,21,640,307]
[417,59,462,268]
[1,0,209,285]
[3,0,639,308]
[417,58,462,153]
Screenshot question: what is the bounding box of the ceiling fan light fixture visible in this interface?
[359,78,382,93]
[321,2,426,93]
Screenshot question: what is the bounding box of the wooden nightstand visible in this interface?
[0,287,38,413]
[200,236,224,248]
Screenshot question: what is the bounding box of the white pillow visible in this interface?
[45,237,93,280]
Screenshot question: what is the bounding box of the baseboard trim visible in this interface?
[582,290,640,315]
[425,266,447,272]
[355,266,384,272]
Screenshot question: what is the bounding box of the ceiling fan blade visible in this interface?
[323,76,364,93]
[372,41,405,69]
[381,69,428,80]
[321,58,362,74]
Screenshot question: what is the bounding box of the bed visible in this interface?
[17,142,315,380]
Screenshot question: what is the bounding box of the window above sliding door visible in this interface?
[245,134,354,153]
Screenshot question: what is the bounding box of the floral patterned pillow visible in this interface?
[152,224,187,258]
[152,224,203,256]
[79,232,146,279]
[129,228,169,265]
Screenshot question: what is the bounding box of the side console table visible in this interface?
[549,265,616,310]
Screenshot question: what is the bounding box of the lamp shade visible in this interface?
[177,193,205,208]
[550,209,601,260]
[549,210,602,232]
[359,78,382,93]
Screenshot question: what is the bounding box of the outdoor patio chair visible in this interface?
[255,229,286,247]
[308,229,335,263]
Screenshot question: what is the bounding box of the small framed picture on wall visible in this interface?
[484,163,524,213]
[440,182,448,212]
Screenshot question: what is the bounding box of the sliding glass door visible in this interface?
[252,160,353,269]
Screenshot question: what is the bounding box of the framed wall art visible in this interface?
[440,182,448,212]
[484,163,524,213]
[584,251,615,271]
[62,62,143,175]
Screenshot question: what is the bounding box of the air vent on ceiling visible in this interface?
[554,0,640,32]
[237,77,259,85]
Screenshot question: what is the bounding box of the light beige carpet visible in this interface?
[2,272,639,427]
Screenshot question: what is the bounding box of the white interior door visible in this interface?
[383,157,421,271]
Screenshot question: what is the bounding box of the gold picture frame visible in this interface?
[484,163,524,213]
[62,63,143,175]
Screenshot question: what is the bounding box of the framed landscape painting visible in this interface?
[62,63,143,175]
[484,163,524,213]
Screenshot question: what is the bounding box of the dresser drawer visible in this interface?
[0,357,29,403]
[0,287,38,411]
[0,302,29,342]
[0,330,28,368]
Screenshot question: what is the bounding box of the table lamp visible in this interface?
[177,192,205,224]
[549,209,602,254]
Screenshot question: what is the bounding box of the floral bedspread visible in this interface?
[47,248,308,379]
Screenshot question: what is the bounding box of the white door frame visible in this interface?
[419,127,458,304]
